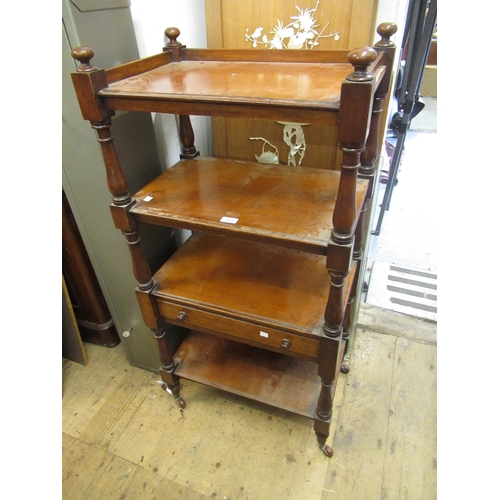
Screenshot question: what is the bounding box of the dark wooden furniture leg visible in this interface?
[71,48,186,408]
[342,22,398,373]
[314,48,378,456]
[62,190,120,347]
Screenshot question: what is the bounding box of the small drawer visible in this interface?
[157,301,319,361]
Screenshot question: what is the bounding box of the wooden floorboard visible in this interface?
[62,303,436,500]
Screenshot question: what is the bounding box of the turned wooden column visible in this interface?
[323,47,377,338]
[315,47,377,457]
[135,288,186,408]
[70,47,129,206]
[355,22,398,258]
[164,27,200,160]
[314,332,343,457]
[91,118,154,292]
[91,120,130,207]
[71,47,154,294]
[345,24,398,373]
[155,324,186,408]
[71,44,185,408]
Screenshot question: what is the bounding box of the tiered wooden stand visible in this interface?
[70,22,397,456]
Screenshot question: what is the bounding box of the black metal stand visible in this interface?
[372,0,437,236]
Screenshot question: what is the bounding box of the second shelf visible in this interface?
[131,157,369,255]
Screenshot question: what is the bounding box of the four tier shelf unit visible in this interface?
[70,23,397,456]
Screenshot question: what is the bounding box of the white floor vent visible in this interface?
[366,261,437,322]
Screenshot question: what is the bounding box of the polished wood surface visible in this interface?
[174,330,323,418]
[101,59,351,109]
[153,234,330,332]
[100,56,354,123]
[69,22,398,456]
[158,301,320,361]
[131,157,368,255]
[152,233,357,356]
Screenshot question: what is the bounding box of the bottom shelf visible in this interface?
[174,330,323,419]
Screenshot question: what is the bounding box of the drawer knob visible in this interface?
[177,311,188,321]
[281,338,291,349]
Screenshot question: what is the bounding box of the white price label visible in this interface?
[220,216,239,224]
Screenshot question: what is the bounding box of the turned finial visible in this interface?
[376,22,398,47]
[346,47,377,82]
[71,47,96,72]
[165,27,181,47]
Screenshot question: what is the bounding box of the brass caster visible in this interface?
[340,362,350,374]
[320,443,333,457]
[160,383,186,408]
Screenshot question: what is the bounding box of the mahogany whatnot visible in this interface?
[70,22,397,457]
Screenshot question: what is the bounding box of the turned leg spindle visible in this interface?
[324,269,347,337]
[316,47,379,457]
[92,120,131,207]
[324,144,363,337]
[315,376,335,457]
[179,115,200,159]
[122,226,154,292]
[154,325,185,408]
[340,295,354,374]
[162,28,200,161]
[315,331,343,457]
[325,46,377,360]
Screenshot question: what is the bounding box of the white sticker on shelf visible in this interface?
[143,195,153,202]
[220,216,239,224]
[259,331,269,338]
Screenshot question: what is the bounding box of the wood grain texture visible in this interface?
[151,233,356,338]
[379,337,437,499]
[158,301,321,360]
[205,0,377,51]
[131,157,368,255]
[221,118,341,170]
[174,330,322,417]
[205,0,378,165]
[68,15,400,477]
[62,439,207,499]
[322,309,437,499]
[100,59,352,110]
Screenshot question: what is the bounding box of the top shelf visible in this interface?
[95,47,384,123]
[100,57,352,109]
[71,23,396,124]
